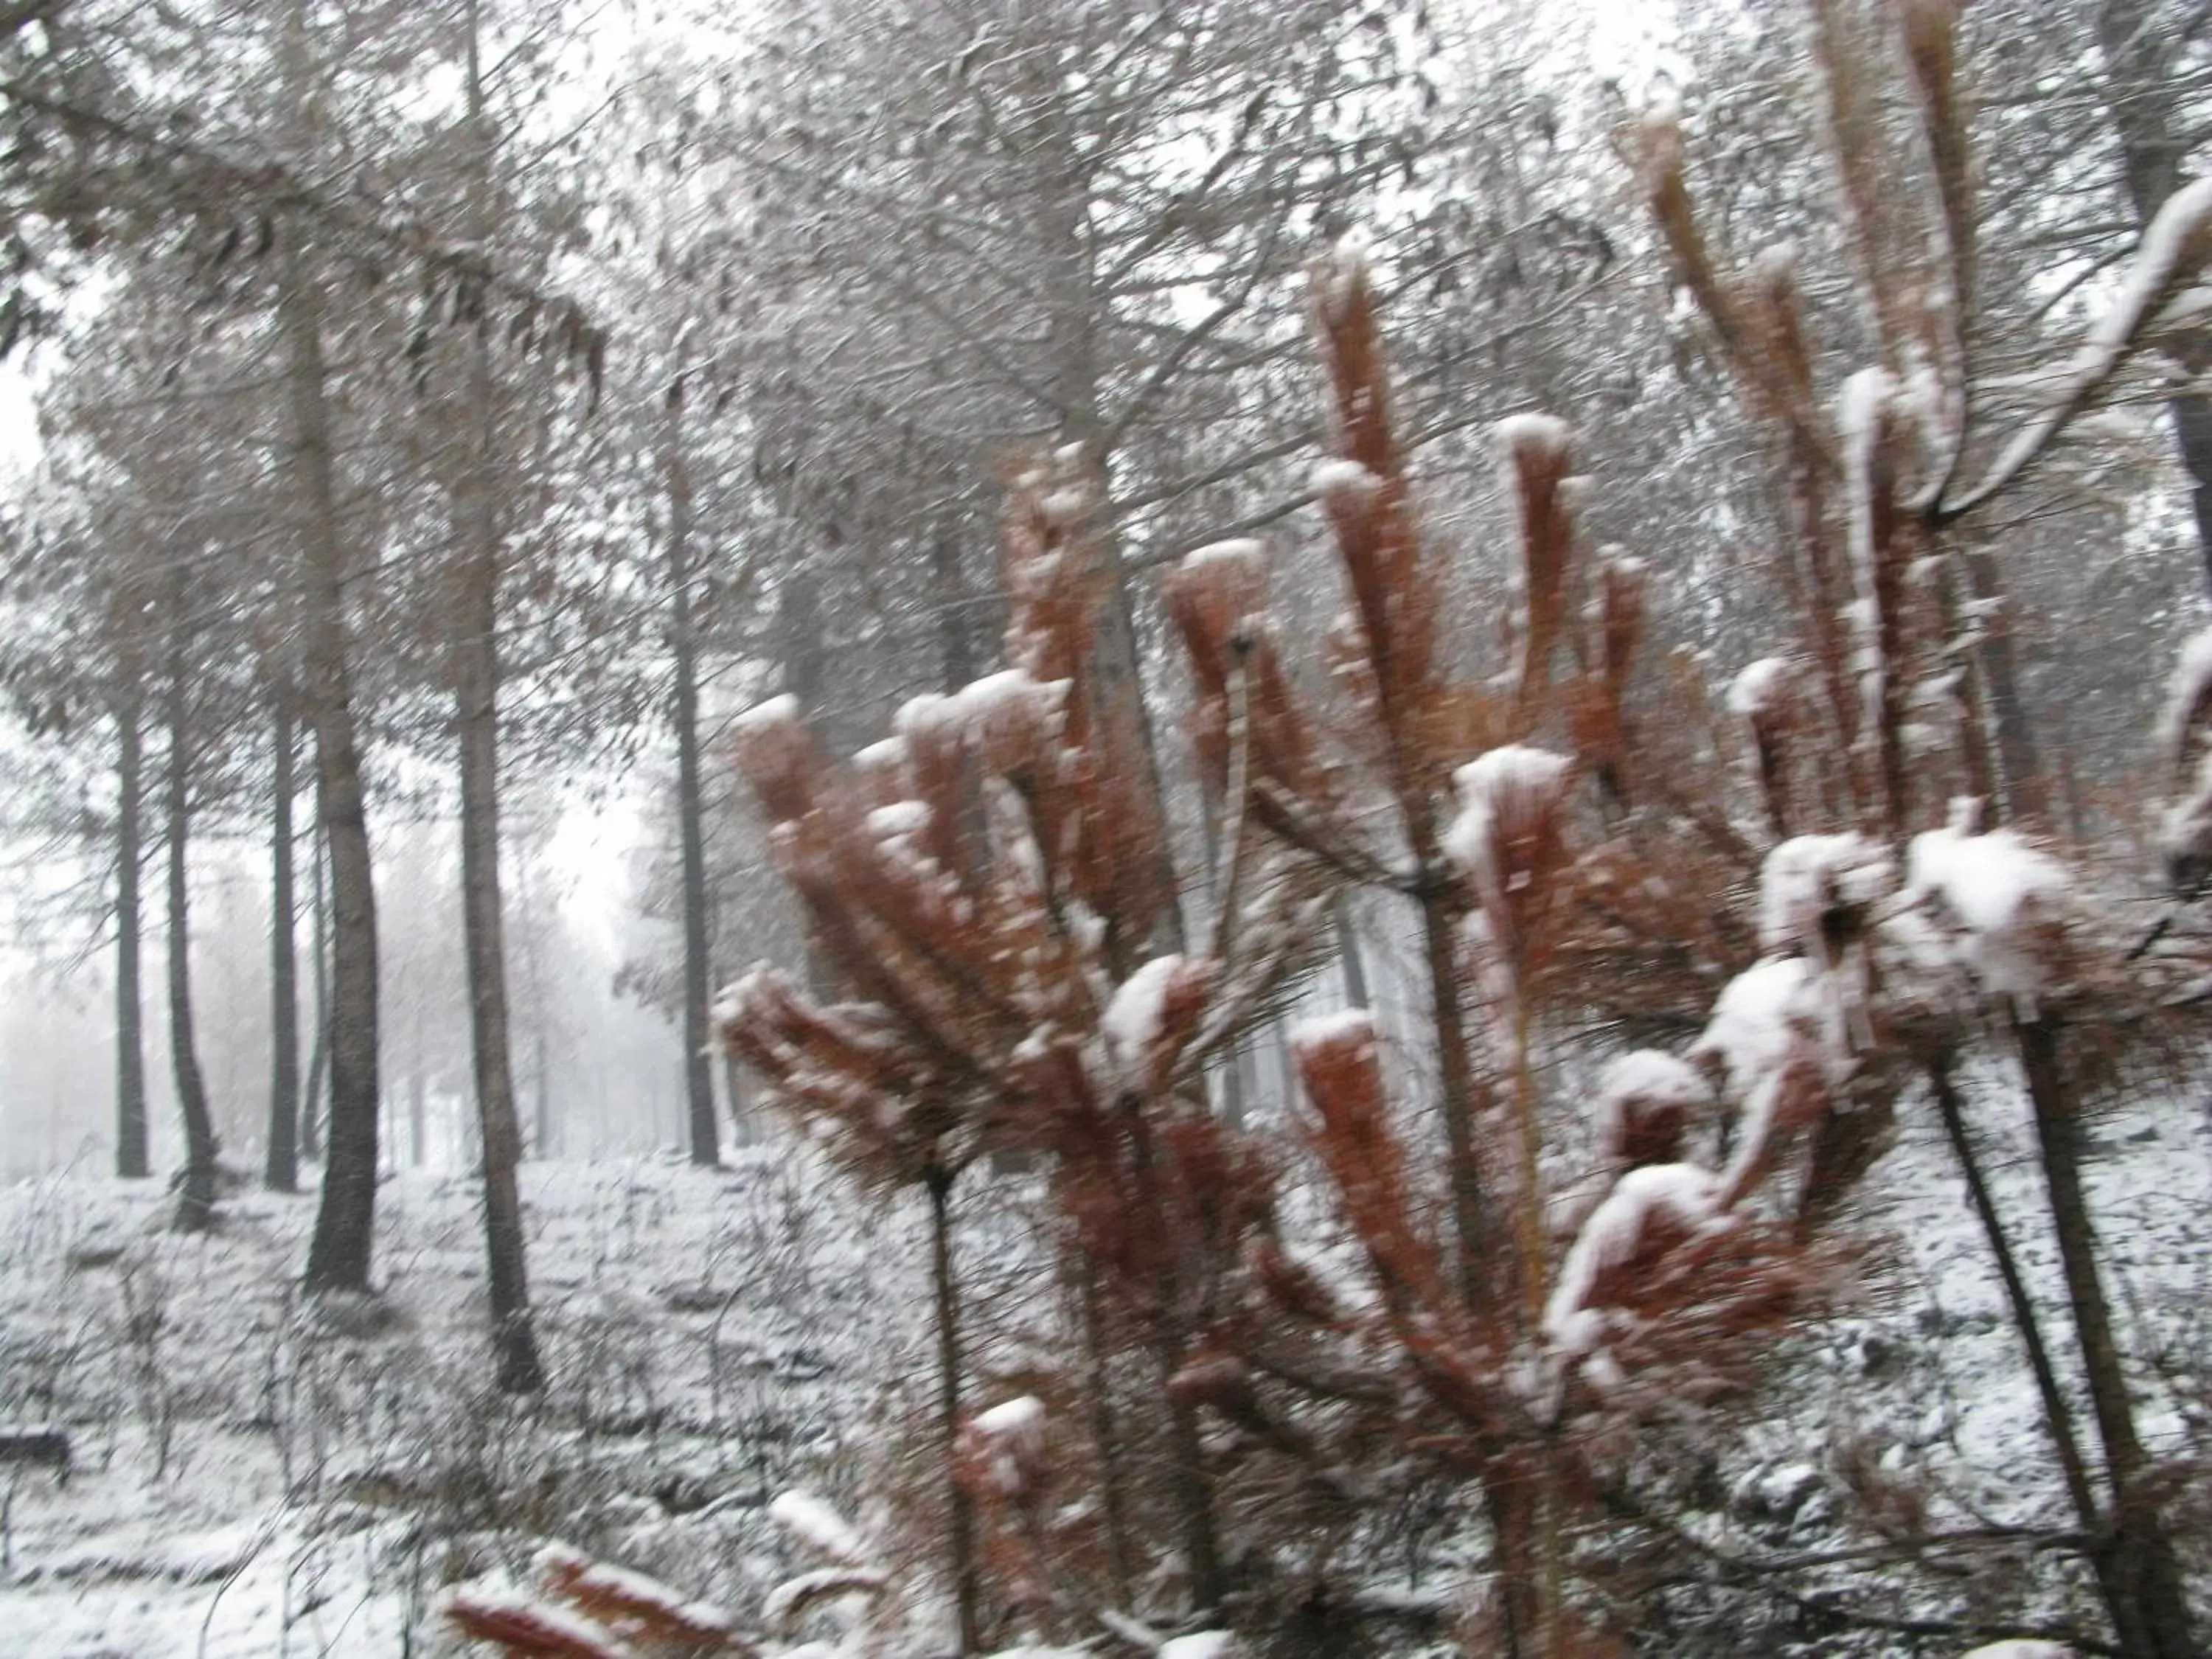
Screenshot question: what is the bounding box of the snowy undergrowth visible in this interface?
[0,1103,2202,1658]
[1641,1064,2212,1654]
[0,1148,1019,1658]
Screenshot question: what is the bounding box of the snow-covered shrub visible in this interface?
[712,14,2212,1654]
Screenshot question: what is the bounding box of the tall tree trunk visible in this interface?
[454,512,542,1391]
[449,0,542,1395]
[1037,161,1187,957]
[780,563,835,1001]
[285,135,383,1291]
[1955,544,2048,823]
[265,695,301,1193]
[2017,1016,2196,1658]
[164,640,219,1234]
[722,1051,753,1148]
[668,373,718,1167]
[926,1166,980,1655]
[1333,897,1369,1009]
[114,692,149,1180]
[782,562,825,713]
[1926,1054,2135,1627]
[532,1016,552,1160]
[2097,0,2212,593]
[301,805,330,1165]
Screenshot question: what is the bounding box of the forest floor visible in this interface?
[0,1077,2202,1658]
[0,1149,956,1658]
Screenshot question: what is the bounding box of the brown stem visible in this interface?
[2016,1016,2197,1658]
[1925,1053,2100,1534]
[1077,1271,1136,1604]
[1419,883,1499,1312]
[927,1165,981,1655]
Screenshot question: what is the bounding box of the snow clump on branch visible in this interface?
[1544,1163,1731,1360]
[1593,1049,1714,1168]
[1444,745,1573,949]
[1906,802,2072,1004]
[1688,957,1823,1100]
[1757,833,1893,961]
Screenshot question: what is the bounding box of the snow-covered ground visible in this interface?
[0,1085,2202,1658]
[0,1151,956,1657]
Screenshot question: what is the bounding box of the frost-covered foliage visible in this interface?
[717,445,1336,1651]
[1625,11,2212,1652]
[703,10,2212,1654]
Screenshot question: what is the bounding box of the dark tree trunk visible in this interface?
[1927,1055,2099,1527]
[2017,1017,2196,1658]
[265,695,301,1193]
[721,1051,754,1148]
[1077,1271,1136,1601]
[780,564,834,1000]
[2097,0,2212,594]
[926,1167,979,1656]
[301,807,329,1165]
[1417,881,1498,1309]
[287,197,382,1294]
[1193,749,1248,1130]
[532,1018,552,1160]
[1957,545,2048,824]
[668,375,718,1167]
[1334,897,1369,1008]
[782,562,825,714]
[164,643,219,1234]
[454,547,542,1389]
[448,0,541,1395]
[114,693,149,1180]
[455,574,540,1388]
[932,524,978,692]
[1117,1095,1225,1615]
[1926,1049,2132,1646]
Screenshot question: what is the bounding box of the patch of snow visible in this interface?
[1290,1008,1377,1058]
[2094,177,2212,353]
[770,1489,871,1567]
[973,1394,1045,1439]
[1727,655,1796,719]
[731,692,800,739]
[1907,807,2070,999]
[1180,538,1268,577]
[1102,956,1194,1077]
[1689,957,1819,1097]
[442,1582,637,1656]
[1311,458,1383,505]
[1838,366,1897,476]
[1495,412,1574,464]
[1758,833,1892,959]
[956,667,1054,728]
[970,1394,1047,1499]
[2158,624,2212,762]
[1039,484,1091,527]
[1443,746,1573,900]
[852,735,908,771]
[894,690,957,745]
[535,1543,734,1638]
[867,801,931,839]
[1545,1163,1728,1356]
[1752,240,1798,289]
[1593,1050,1713,1159]
[1315,231,1371,323]
[1161,1634,1238,1659]
[762,1565,890,1628]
